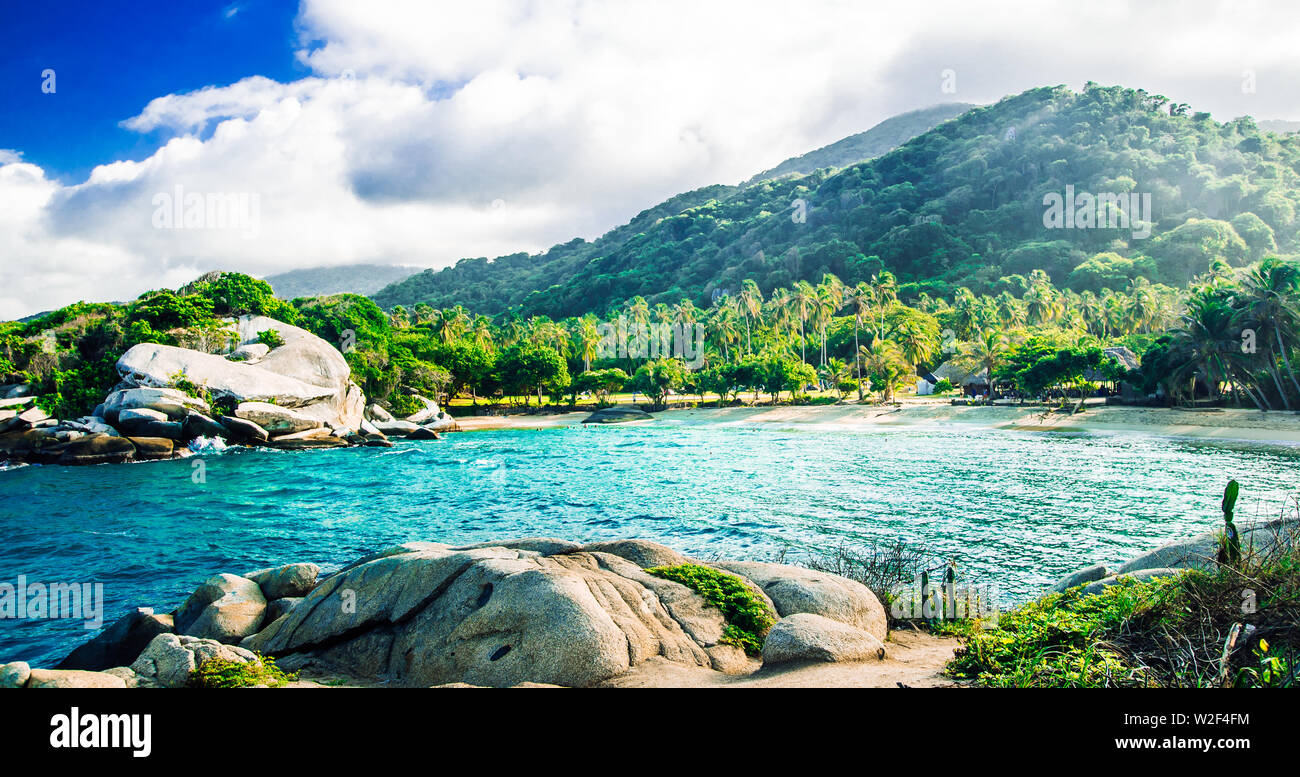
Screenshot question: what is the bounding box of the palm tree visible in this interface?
[859,340,910,403]
[788,281,818,364]
[708,299,741,362]
[625,296,650,328]
[470,315,495,351]
[845,282,872,399]
[1239,257,1300,407]
[870,271,897,340]
[575,314,601,372]
[739,280,763,354]
[894,318,939,371]
[1127,278,1157,334]
[954,329,1008,399]
[814,274,845,367]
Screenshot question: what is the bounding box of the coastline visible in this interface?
[454,399,1300,445]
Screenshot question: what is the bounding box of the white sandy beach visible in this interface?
[454,399,1300,444]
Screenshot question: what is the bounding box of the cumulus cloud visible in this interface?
[3,0,1300,318]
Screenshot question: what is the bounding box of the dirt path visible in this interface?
[600,630,963,688]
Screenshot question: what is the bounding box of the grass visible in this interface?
[647,563,776,655]
[189,653,298,689]
[946,534,1300,687]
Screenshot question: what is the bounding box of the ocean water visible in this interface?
[2,422,1298,666]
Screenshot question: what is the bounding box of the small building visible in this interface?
[917,360,989,396]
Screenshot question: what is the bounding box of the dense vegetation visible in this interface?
[373,84,1300,324]
[646,563,776,655]
[947,545,1299,688]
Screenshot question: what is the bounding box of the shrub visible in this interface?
[189,653,298,688]
[646,563,775,654]
[257,328,285,349]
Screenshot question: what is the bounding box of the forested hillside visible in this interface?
[372,84,1299,319]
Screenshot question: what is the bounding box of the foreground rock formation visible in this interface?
[2,539,890,688]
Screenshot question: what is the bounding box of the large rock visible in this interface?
[130,633,257,688]
[117,342,336,407]
[245,545,730,687]
[264,428,350,449]
[175,573,267,643]
[402,395,441,424]
[25,668,128,689]
[1051,563,1110,593]
[710,561,888,640]
[56,434,137,465]
[762,613,885,664]
[102,387,209,422]
[115,408,183,439]
[0,429,67,461]
[366,404,395,422]
[127,436,175,460]
[230,315,364,432]
[235,402,323,434]
[218,415,269,443]
[373,420,419,437]
[0,661,31,688]
[453,538,582,556]
[227,343,269,362]
[1117,517,1300,574]
[56,608,175,671]
[576,539,690,569]
[182,411,228,440]
[243,563,320,600]
[582,407,654,424]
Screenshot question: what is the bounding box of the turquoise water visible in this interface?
[2,422,1298,666]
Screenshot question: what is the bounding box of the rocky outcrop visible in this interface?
[16,538,894,688]
[175,574,267,643]
[25,668,128,689]
[710,560,888,640]
[762,613,885,664]
[56,608,174,671]
[235,402,322,434]
[114,314,365,434]
[243,563,320,600]
[130,633,258,688]
[582,407,655,424]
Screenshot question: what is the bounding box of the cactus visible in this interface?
[1217,479,1241,566]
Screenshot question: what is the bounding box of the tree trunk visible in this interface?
[1273,320,1300,407]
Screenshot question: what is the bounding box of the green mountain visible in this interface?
[743,102,975,185]
[266,263,419,299]
[373,85,1300,319]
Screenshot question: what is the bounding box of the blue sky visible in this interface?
[0,0,307,181]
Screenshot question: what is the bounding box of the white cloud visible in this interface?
[4,0,1300,318]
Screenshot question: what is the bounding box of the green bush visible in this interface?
[189,653,298,688]
[647,563,775,654]
[256,328,285,349]
[947,575,1181,687]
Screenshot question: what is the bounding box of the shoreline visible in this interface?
[454,400,1300,445]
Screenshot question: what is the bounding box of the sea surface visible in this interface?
[2,422,1298,666]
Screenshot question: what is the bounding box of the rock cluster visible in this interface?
[0,316,468,466]
[3,539,890,688]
